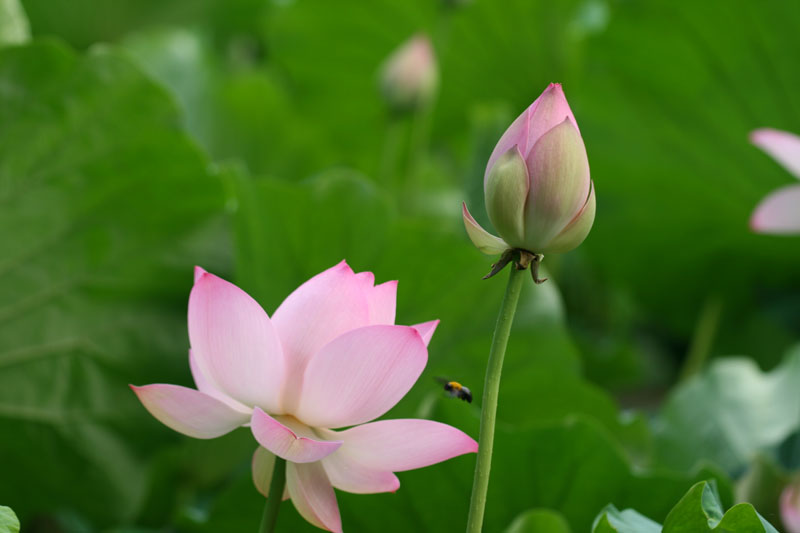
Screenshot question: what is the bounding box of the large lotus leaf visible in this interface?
[654,346,800,474]
[121,27,331,179]
[0,41,225,526]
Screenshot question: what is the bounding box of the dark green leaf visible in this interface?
[594,481,779,533]
[662,481,778,533]
[574,0,800,350]
[122,27,329,178]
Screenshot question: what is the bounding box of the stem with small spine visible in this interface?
[680,296,723,382]
[466,263,526,532]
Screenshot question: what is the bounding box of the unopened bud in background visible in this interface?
[379,34,438,113]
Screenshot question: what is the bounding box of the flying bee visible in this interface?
[435,377,472,403]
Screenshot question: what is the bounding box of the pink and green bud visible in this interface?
[782,480,800,533]
[464,83,596,255]
[379,34,438,112]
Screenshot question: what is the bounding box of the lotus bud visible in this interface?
[463,83,596,259]
[379,34,438,112]
[782,480,800,533]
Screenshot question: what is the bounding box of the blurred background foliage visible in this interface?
[1,0,799,531]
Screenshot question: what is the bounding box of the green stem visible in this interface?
[406,102,432,189]
[679,296,723,382]
[466,264,526,533]
[379,115,404,190]
[258,456,287,533]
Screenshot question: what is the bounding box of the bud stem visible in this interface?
[466,263,526,533]
[679,295,723,382]
[258,456,287,533]
[407,101,433,188]
[379,116,404,188]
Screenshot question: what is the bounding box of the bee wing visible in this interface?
[433,376,450,385]
[461,387,473,402]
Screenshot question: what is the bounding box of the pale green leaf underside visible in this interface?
[0,0,29,45]
[0,506,20,533]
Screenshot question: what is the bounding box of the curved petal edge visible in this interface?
[411,319,439,347]
[462,203,509,255]
[751,128,800,179]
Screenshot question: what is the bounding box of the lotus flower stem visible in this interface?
[407,101,433,185]
[258,457,286,533]
[380,116,404,187]
[466,263,526,532]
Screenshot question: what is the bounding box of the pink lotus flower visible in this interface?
[463,83,596,256]
[750,128,800,234]
[131,262,477,532]
[782,480,800,533]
